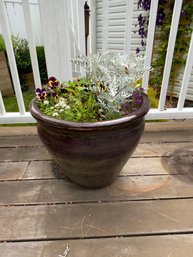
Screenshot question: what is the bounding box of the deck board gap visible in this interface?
[0,173,188,182]
[2,230,193,244]
[2,196,193,207]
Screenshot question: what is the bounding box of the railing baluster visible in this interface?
[22,0,42,89]
[102,0,109,52]
[177,31,193,111]
[39,0,72,82]
[158,0,183,111]
[0,92,6,115]
[77,0,86,56]
[0,0,26,115]
[142,0,159,91]
[124,0,134,54]
[89,0,97,54]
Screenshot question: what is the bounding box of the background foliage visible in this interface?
[0,34,47,91]
[137,0,193,103]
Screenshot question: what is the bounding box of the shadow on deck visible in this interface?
[0,120,193,257]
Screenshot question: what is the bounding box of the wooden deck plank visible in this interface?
[0,142,192,162]
[23,160,64,179]
[0,174,193,205]
[24,157,169,180]
[0,126,37,136]
[122,157,169,175]
[0,121,192,137]
[0,199,193,241]
[0,147,51,161]
[0,157,169,181]
[134,142,193,157]
[1,235,193,257]
[142,130,193,143]
[0,130,192,148]
[144,120,193,132]
[0,162,28,180]
[0,120,192,256]
[0,136,42,147]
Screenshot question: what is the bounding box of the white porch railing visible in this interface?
[0,0,85,123]
[0,0,192,124]
[143,0,193,119]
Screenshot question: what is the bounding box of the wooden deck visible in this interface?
[0,120,193,257]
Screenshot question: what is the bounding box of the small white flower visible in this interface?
[50,106,55,110]
[59,109,64,113]
[53,112,59,117]
[58,98,67,108]
[65,105,71,110]
[43,100,49,105]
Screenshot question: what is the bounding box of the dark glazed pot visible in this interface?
[30,94,150,188]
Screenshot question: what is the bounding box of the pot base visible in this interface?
[53,153,133,188]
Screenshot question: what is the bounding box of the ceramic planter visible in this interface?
[30,94,150,188]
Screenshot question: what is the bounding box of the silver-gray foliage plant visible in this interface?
[72,52,150,114]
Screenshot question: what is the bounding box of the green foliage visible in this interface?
[12,35,32,74]
[12,36,48,83]
[0,34,6,52]
[38,80,100,122]
[3,91,35,112]
[0,34,47,89]
[72,53,148,118]
[147,87,159,108]
[36,53,146,122]
[9,36,32,91]
[149,0,193,94]
[36,46,48,83]
[133,79,159,109]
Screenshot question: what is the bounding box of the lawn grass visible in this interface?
[0,91,36,127]
[3,91,35,112]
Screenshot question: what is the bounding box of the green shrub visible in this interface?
[147,87,159,108]
[12,35,32,74]
[11,36,31,91]
[36,46,48,84]
[0,34,48,91]
[0,34,6,52]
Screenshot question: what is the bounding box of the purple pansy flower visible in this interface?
[132,91,143,106]
[36,88,47,101]
[51,92,58,99]
[48,77,59,89]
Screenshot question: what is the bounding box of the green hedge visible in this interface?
[0,34,48,90]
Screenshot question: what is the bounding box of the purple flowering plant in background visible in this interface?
[136,0,191,54]
[137,0,193,96]
[136,0,168,54]
[35,52,149,122]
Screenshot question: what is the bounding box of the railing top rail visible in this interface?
[0,0,193,124]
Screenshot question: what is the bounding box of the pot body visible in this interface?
[30,94,150,188]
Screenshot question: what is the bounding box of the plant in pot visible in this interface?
[30,52,150,188]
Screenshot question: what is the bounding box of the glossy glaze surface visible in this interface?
[30,94,150,188]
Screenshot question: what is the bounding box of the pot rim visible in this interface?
[30,93,150,129]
